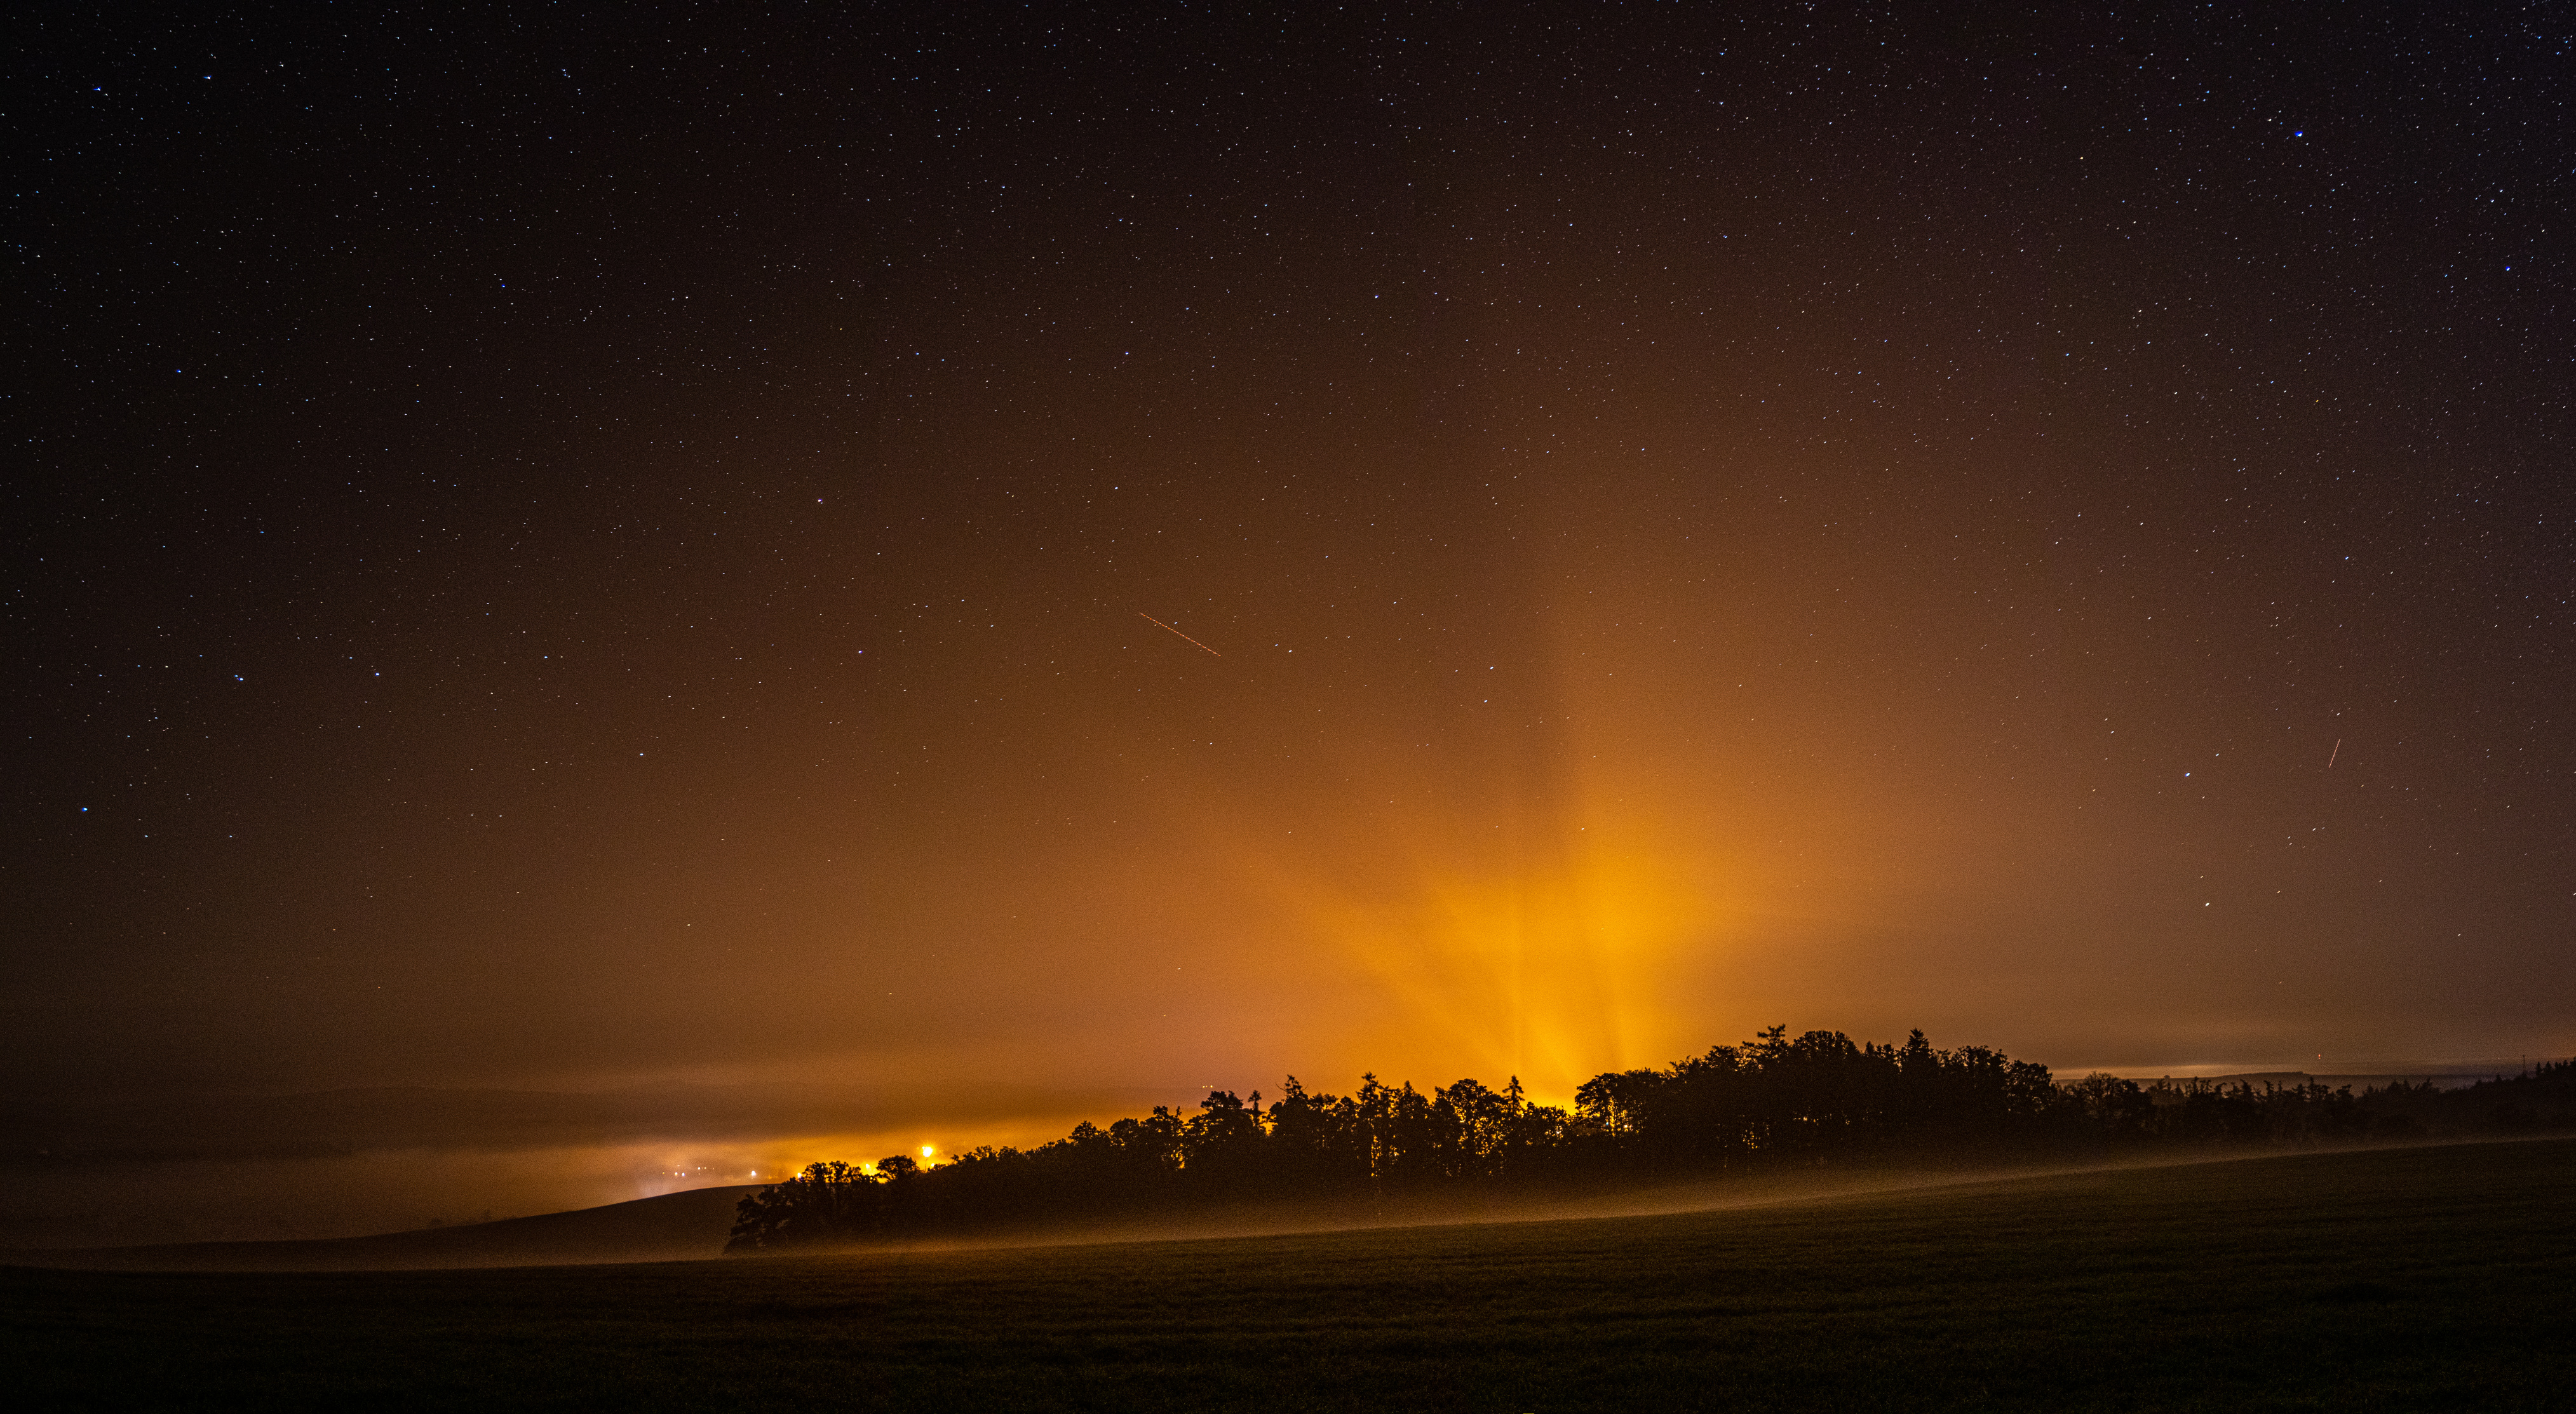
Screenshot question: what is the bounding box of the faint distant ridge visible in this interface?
[728,1030,2576,1253]
[6,1184,756,1272]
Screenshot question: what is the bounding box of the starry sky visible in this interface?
[8,4,2572,1220]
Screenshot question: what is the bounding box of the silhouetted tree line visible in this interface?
[727,1032,2576,1252]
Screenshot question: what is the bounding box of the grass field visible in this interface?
[6,1138,2571,1411]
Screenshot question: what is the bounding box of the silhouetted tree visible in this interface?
[722,1030,2576,1254]
[725,1160,879,1252]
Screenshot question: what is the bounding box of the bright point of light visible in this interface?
[920,1145,934,1159]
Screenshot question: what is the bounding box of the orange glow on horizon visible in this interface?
[1192,582,1754,1104]
[1238,814,1720,1105]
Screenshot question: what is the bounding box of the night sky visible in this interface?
[9,4,2571,1232]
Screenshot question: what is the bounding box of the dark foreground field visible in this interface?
[6,1140,2571,1411]
[0,1183,759,1272]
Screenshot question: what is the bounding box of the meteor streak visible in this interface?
[1140,612,1222,657]
[2328,738,2341,768]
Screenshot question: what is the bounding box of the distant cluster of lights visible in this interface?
[659,1145,940,1183]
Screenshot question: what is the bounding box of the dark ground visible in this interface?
[0,1183,758,1272]
[5,1138,2570,1411]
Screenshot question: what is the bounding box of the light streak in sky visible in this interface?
[1141,612,1223,657]
[2328,738,2341,768]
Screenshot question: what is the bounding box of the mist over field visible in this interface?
[15,1141,2576,1410]
[8,1054,2529,1251]
[3,1082,1167,1246]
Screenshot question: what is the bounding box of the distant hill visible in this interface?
[1,1184,757,1272]
[2121,1070,2507,1092]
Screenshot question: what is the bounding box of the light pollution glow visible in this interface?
[15,5,2570,1247]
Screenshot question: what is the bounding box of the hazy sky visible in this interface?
[11,0,2570,1172]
